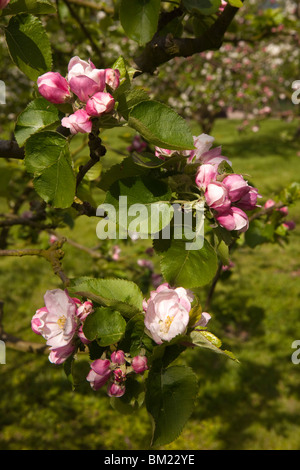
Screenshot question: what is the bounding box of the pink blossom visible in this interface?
[132,355,148,374]
[193,312,211,328]
[76,301,93,322]
[236,187,261,211]
[188,133,215,163]
[155,147,176,160]
[113,368,126,383]
[86,359,111,390]
[41,289,77,350]
[49,343,76,365]
[0,0,11,9]
[216,206,249,232]
[195,164,218,191]
[111,350,126,365]
[278,206,288,215]
[105,68,120,90]
[37,72,71,104]
[222,174,251,203]
[85,92,115,117]
[31,307,48,335]
[205,182,230,211]
[112,245,121,261]
[144,284,193,344]
[67,56,106,102]
[264,199,276,209]
[107,382,125,398]
[61,109,92,134]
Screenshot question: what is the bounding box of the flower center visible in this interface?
[57,315,67,329]
[159,315,174,334]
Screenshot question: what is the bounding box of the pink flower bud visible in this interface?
[264,199,275,209]
[105,68,120,90]
[195,164,218,191]
[236,187,261,211]
[76,301,93,321]
[0,0,11,10]
[61,109,92,134]
[77,324,91,344]
[67,56,106,102]
[111,350,125,365]
[193,312,211,328]
[37,72,71,104]
[222,174,250,203]
[49,343,76,365]
[87,359,111,391]
[107,382,126,398]
[283,221,296,231]
[132,355,148,374]
[278,206,288,215]
[85,92,115,117]
[205,182,230,211]
[31,307,48,335]
[216,207,249,232]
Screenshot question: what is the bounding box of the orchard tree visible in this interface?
[0,0,299,447]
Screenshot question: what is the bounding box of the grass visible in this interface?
[1,118,300,450]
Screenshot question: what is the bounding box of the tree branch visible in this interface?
[134,3,243,75]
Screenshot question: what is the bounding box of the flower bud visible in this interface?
[85,92,115,117]
[67,56,106,102]
[61,109,92,134]
[222,174,250,203]
[105,68,120,90]
[195,164,218,191]
[107,382,126,398]
[132,355,148,374]
[111,350,125,365]
[216,206,249,232]
[37,72,71,104]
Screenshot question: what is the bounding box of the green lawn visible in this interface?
[1,118,300,450]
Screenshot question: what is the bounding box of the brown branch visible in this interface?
[0,239,70,287]
[134,2,243,75]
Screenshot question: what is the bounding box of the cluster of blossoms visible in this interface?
[143,282,211,345]
[37,57,120,135]
[86,350,148,398]
[264,199,296,232]
[31,289,93,364]
[155,133,261,233]
[31,289,148,398]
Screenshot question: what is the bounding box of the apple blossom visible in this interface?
[216,206,249,232]
[111,350,126,365]
[61,109,92,134]
[144,284,193,344]
[41,289,77,350]
[85,92,115,117]
[49,343,76,365]
[105,68,120,90]
[195,163,218,191]
[107,382,126,398]
[132,355,148,374]
[86,359,111,391]
[37,72,71,104]
[193,312,211,328]
[205,182,230,211]
[222,174,251,203]
[67,56,106,102]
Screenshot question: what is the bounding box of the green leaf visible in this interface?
[24,131,75,208]
[5,13,52,81]
[117,86,150,121]
[128,100,195,151]
[83,307,126,346]
[3,0,56,16]
[145,365,198,447]
[227,0,243,7]
[69,277,144,317]
[189,330,239,362]
[15,98,61,147]
[104,176,173,237]
[182,0,221,15]
[160,239,218,288]
[98,156,148,192]
[119,0,160,45]
[119,313,154,357]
